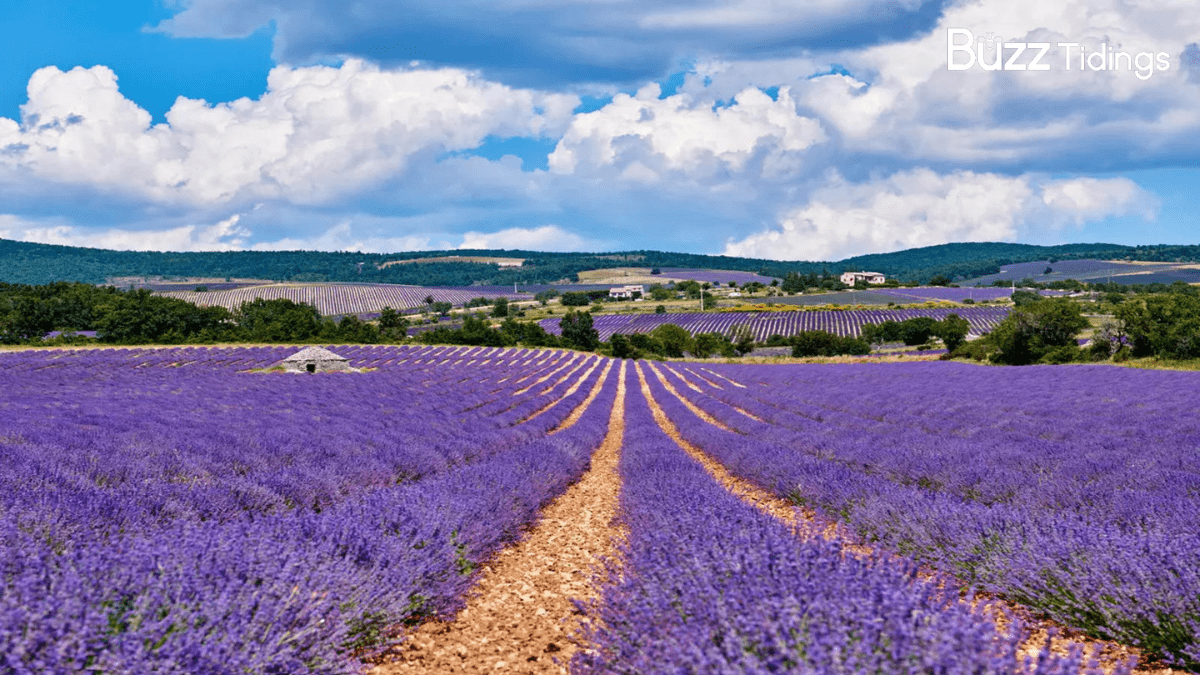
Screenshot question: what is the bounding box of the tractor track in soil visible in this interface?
[370,363,627,674]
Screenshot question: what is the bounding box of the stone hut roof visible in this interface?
[281,346,348,363]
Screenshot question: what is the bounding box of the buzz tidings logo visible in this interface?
[947,29,1172,80]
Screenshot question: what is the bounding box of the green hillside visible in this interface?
[2,237,1198,286]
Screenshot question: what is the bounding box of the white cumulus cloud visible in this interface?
[459,225,591,252]
[0,60,577,206]
[723,169,1155,261]
[1,213,252,252]
[1040,177,1158,225]
[548,84,825,180]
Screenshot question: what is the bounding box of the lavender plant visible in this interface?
[575,372,1100,674]
[651,361,1200,669]
[0,346,616,673]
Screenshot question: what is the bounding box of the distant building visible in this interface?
[278,346,351,373]
[840,271,887,286]
[609,284,645,300]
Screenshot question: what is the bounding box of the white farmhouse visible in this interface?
[840,271,887,285]
[608,284,645,300]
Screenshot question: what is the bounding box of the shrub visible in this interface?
[789,331,871,357]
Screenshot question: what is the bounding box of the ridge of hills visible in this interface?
[2,237,1199,287]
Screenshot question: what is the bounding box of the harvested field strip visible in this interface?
[371,362,627,675]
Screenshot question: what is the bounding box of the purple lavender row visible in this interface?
[658,362,1200,668]
[1,352,619,673]
[540,307,1009,341]
[0,349,589,539]
[574,367,1095,674]
[0,344,571,377]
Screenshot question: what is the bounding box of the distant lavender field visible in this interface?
[654,268,779,285]
[541,307,1008,341]
[132,281,266,292]
[159,283,526,316]
[962,259,1200,286]
[877,287,1014,302]
[0,345,614,672]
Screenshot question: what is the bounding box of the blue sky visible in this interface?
[0,0,1197,261]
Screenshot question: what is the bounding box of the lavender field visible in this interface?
[1,346,1192,672]
[158,283,526,316]
[541,306,1010,341]
[0,345,616,672]
[653,268,779,285]
[646,360,1200,669]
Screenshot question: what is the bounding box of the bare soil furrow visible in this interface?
[547,361,614,435]
[634,361,798,527]
[371,363,626,675]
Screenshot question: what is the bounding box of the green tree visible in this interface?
[789,331,870,357]
[491,297,510,318]
[378,306,410,341]
[1011,290,1041,307]
[937,313,971,352]
[899,317,939,346]
[608,333,637,359]
[861,320,902,345]
[692,332,733,359]
[729,324,755,356]
[780,272,805,294]
[986,298,1088,365]
[235,297,323,342]
[561,291,591,306]
[336,315,380,343]
[651,323,693,357]
[560,310,601,351]
[654,304,667,314]
[1116,292,1200,359]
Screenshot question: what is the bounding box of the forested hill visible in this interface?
[2,237,1198,286]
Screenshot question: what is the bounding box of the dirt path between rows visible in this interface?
[634,362,799,528]
[637,361,1173,675]
[371,362,627,675]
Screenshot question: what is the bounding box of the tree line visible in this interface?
[8,237,1199,287]
[950,285,1200,364]
[0,282,408,345]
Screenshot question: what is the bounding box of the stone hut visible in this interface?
[279,346,351,373]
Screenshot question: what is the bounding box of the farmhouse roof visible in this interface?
[281,346,348,363]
